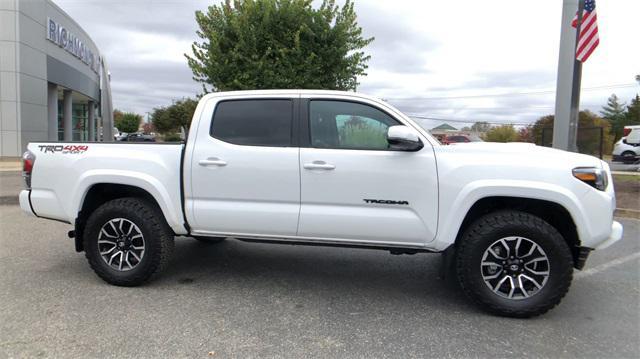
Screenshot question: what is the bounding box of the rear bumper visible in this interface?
[594,221,623,250]
[19,190,35,217]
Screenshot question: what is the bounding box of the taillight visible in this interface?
[22,150,35,189]
[623,128,631,137]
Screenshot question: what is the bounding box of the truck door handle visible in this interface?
[199,157,227,167]
[303,161,335,170]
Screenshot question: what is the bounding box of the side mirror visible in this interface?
[387,125,424,151]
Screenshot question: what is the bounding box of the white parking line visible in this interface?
[575,252,640,279]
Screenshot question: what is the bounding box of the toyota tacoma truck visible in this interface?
[19,90,623,317]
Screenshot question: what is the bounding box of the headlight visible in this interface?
[572,167,607,191]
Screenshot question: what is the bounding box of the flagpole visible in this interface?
[553,0,583,152]
[568,0,585,152]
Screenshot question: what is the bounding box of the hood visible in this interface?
[440,142,603,168]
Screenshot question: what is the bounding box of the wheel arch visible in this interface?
[74,183,174,252]
[453,196,582,268]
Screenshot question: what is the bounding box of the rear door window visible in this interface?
[210,99,293,147]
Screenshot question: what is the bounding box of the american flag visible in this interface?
[571,0,599,62]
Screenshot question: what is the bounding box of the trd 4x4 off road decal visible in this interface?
[38,145,89,154]
[363,199,410,205]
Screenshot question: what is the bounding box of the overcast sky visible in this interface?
[56,0,639,129]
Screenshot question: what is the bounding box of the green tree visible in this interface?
[483,124,519,142]
[517,125,534,142]
[531,111,613,156]
[151,98,199,134]
[115,112,142,133]
[600,94,627,143]
[470,121,491,133]
[185,0,373,92]
[626,94,640,124]
[113,109,124,124]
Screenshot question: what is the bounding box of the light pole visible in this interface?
[553,0,584,152]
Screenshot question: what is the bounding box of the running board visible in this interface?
[234,237,434,255]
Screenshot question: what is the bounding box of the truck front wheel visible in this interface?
[456,210,573,318]
[83,197,174,286]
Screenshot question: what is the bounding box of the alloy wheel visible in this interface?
[480,236,550,300]
[98,218,145,271]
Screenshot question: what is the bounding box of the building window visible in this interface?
[57,99,88,141]
[73,103,88,141]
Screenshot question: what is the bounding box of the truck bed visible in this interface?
[25,142,187,234]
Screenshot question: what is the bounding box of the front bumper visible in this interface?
[594,221,623,250]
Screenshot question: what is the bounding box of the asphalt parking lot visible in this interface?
[1,172,639,358]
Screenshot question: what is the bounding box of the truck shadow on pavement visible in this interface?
[155,237,477,314]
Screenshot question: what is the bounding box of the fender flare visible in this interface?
[431,179,588,251]
[70,169,188,235]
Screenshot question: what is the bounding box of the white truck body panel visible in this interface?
[295,92,438,246]
[25,143,187,235]
[20,90,622,253]
[185,92,301,237]
[431,142,615,249]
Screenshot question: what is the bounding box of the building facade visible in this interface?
[0,0,113,158]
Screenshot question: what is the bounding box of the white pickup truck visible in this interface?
[20,90,623,317]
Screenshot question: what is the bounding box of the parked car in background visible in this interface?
[124,132,156,142]
[622,125,640,144]
[98,127,121,141]
[441,134,483,145]
[612,125,640,163]
[115,132,129,141]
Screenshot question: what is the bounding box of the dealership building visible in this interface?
[0,0,113,158]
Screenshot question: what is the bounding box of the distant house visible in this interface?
[431,123,458,132]
[430,123,460,143]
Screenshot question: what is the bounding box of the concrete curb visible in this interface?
[0,196,18,205]
[615,208,640,220]
[0,161,21,172]
[612,171,640,176]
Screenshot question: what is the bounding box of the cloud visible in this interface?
[356,2,439,74]
[463,70,557,90]
[54,0,639,124]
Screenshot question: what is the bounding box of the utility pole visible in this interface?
[553,0,584,152]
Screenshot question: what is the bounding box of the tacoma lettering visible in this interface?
[363,199,409,205]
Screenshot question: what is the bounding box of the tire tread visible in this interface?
[456,210,573,318]
[84,197,174,286]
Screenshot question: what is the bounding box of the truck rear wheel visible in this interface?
[456,210,573,318]
[83,197,174,286]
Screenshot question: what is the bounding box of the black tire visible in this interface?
[84,197,174,286]
[456,210,573,318]
[621,151,637,164]
[193,236,226,244]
